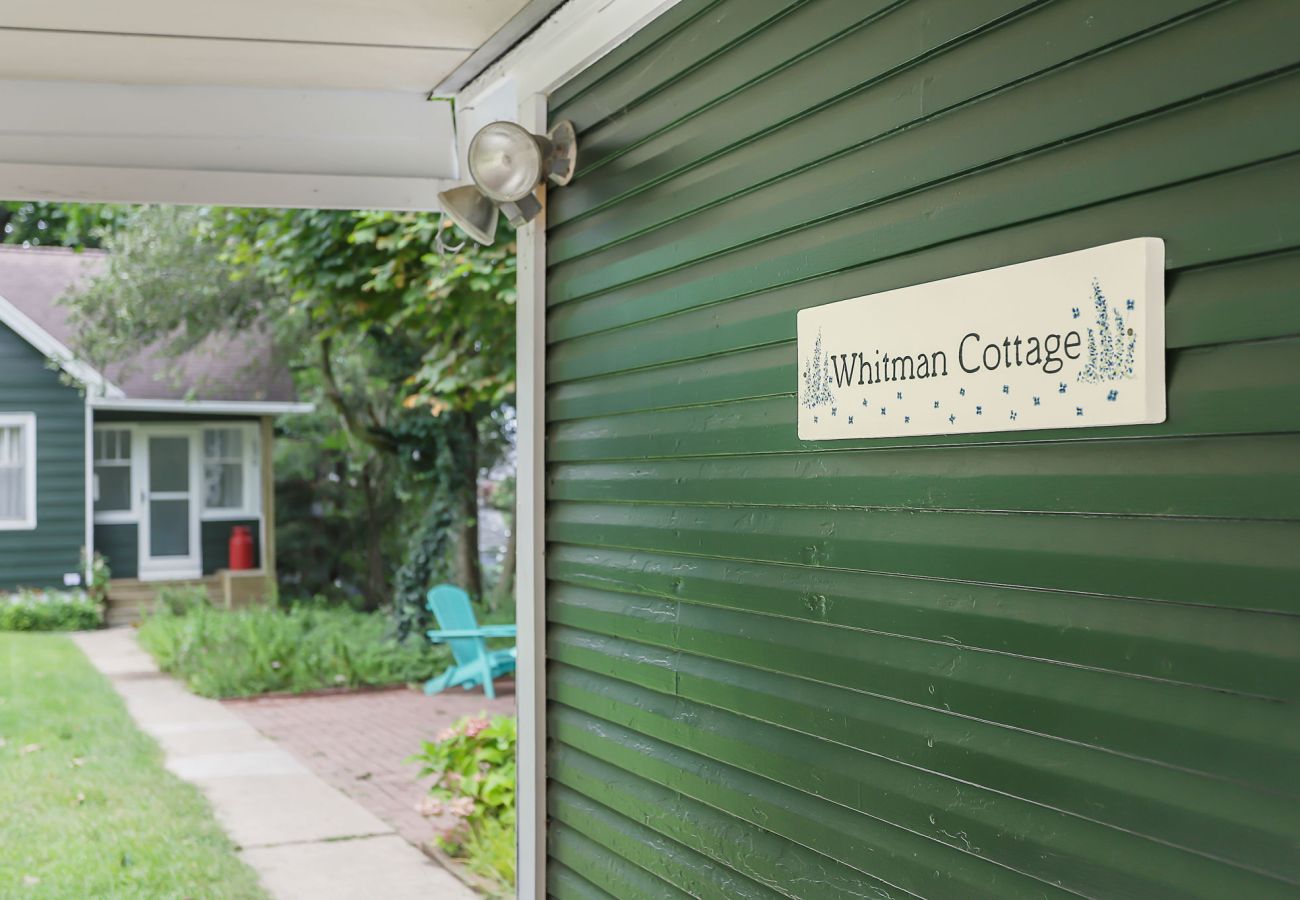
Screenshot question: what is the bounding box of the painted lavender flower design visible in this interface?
[800,329,836,409]
[1077,278,1137,384]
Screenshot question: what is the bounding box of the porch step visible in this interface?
[105,576,222,626]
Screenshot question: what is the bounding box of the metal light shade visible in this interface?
[437,184,499,246]
[469,121,547,203]
[446,119,579,244]
[545,120,578,186]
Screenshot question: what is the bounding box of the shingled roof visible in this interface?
[0,245,295,403]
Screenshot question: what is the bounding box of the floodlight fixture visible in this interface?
[436,120,578,245]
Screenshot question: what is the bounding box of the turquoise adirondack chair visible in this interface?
[423,584,517,699]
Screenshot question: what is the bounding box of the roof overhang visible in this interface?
[0,292,123,397]
[0,1,565,210]
[89,397,314,416]
[0,81,459,210]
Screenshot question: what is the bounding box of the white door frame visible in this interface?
[135,425,203,581]
[94,420,266,581]
[454,3,684,895]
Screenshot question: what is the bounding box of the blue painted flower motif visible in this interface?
[933,401,940,409]
[975,406,983,415]
[959,388,966,396]
[896,391,903,400]
[1076,406,1084,416]
[1010,410,1018,421]
[1033,396,1041,406]
[880,406,887,415]
[904,416,910,423]
[847,416,854,425]
[1107,390,1118,401]
[1059,382,1067,394]
[831,407,837,416]
[1072,307,1080,319]
[800,329,836,410]
[862,398,869,407]
[1126,298,1135,310]
[1002,384,1009,395]
[948,413,956,424]
[1077,279,1138,385]
[813,415,818,423]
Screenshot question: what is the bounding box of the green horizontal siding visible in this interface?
[544,1,1300,897]
[93,523,138,580]
[0,324,85,591]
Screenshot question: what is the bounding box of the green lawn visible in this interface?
[0,633,266,899]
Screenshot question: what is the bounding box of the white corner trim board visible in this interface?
[512,92,549,900]
[448,3,687,898]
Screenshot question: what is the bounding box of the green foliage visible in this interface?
[154,583,211,615]
[58,202,518,611]
[461,816,516,891]
[82,549,111,607]
[0,201,127,248]
[136,605,448,698]
[0,634,266,897]
[0,589,102,632]
[218,206,516,425]
[411,714,517,890]
[350,212,517,416]
[392,492,457,640]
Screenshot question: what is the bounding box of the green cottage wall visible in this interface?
[93,523,138,579]
[542,1,1300,897]
[0,323,85,591]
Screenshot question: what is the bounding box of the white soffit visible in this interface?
[0,0,537,91]
[0,0,542,210]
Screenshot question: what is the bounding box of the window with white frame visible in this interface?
[93,428,133,514]
[0,413,36,530]
[203,426,257,515]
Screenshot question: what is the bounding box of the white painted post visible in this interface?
[514,91,549,900]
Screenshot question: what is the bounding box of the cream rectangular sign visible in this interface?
[797,238,1166,440]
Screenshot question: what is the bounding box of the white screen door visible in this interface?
[139,433,200,579]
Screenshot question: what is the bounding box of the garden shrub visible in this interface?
[155,583,211,615]
[137,605,447,698]
[412,714,517,890]
[0,589,102,632]
[83,549,111,607]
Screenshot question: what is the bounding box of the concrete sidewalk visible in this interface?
[225,680,513,852]
[72,628,475,900]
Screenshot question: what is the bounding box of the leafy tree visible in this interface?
[218,208,516,608]
[0,201,126,248]
[58,204,516,617]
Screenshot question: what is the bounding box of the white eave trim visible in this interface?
[0,293,124,398]
[432,0,568,96]
[452,0,683,177]
[89,397,313,416]
[458,0,684,103]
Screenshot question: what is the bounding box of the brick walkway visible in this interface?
[223,681,515,852]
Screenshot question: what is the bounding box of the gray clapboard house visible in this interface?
[0,245,308,614]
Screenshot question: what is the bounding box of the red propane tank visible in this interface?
[228,525,255,570]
